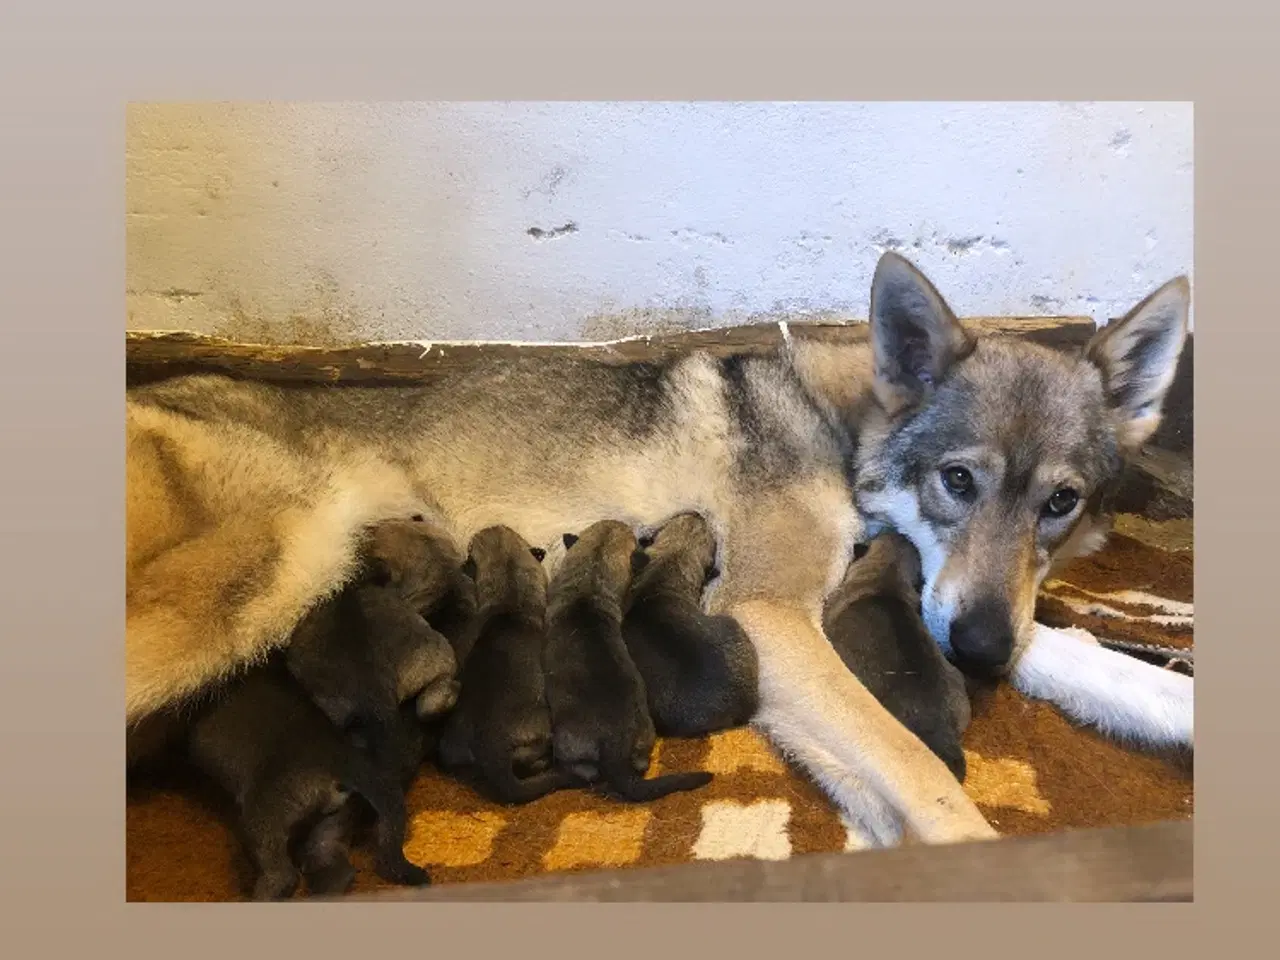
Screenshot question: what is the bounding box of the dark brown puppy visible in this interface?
[623,513,759,736]
[185,659,428,900]
[545,520,713,802]
[285,518,462,774]
[358,515,471,719]
[286,583,457,765]
[297,699,431,895]
[822,532,972,782]
[436,526,577,804]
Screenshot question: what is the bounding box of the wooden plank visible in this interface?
[344,820,1191,902]
[125,316,1097,388]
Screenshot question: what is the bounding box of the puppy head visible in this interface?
[465,525,549,615]
[285,600,377,732]
[646,513,718,580]
[363,517,464,612]
[840,531,923,605]
[558,520,638,601]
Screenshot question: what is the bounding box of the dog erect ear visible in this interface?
[630,549,651,578]
[868,252,975,415]
[529,547,547,563]
[1084,276,1190,452]
[562,533,579,550]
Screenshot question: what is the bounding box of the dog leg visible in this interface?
[1011,622,1193,750]
[769,721,903,847]
[241,803,302,901]
[733,600,997,846]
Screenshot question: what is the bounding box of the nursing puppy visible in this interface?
[545,520,714,802]
[360,516,470,718]
[623,513,759,736]
[822,533,971,782]
[436,526,577,804]
[186,660,428,900]
[286,585,456,773]
[285,519,461,774]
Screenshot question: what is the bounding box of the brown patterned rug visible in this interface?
[126,514,1193,901]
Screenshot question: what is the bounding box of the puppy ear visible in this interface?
[461,557,478,581]
[562,533,579,550]
[529,546,547,563]
[630,549,651,578]
[868,252,975,415]
[1084,276,1190,452]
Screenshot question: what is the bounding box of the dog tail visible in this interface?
[599,752,713,802]
[478,753,579,805]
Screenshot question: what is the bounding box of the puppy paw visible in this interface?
[377,855,430,887]
[416,678,460,719]
[252,869,301,901]
[307,862,357,897]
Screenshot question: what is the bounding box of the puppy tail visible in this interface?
[600,754,713,802]
[479,755,579,805]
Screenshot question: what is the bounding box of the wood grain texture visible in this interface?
[125,317,1098,387]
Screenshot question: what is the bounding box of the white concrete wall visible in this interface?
[126,102,1193,345]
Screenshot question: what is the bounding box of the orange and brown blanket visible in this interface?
[126,514,1193,901]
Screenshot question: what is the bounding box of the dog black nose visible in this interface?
[948,598,1015,678]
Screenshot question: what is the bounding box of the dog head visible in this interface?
[464,525,549,620]
[363,515,466,614]
[636,512,720,589]
[552,519,639,612]
[854,252,1189,677]
[840,531,923,607]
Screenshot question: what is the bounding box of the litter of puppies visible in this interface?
[136,511,944,900]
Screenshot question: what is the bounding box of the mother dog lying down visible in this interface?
[126,252,1193,847]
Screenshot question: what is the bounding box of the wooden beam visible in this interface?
[125,316,1097,388]
[344,820,1191,902]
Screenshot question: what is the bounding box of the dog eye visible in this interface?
[940,466,974,497]
[1044,487,1080,518]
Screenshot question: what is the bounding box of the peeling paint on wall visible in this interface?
[126,102,1193,345]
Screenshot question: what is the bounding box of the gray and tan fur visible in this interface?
[126,251,1192,846]
[823,532,970,781]
[623,512,759,736]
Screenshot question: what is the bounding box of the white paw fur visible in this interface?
[1011,622,1193,750]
